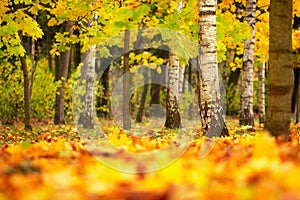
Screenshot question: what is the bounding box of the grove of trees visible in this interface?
[0,0,300,139]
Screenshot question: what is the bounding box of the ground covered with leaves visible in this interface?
[1,121,300,200]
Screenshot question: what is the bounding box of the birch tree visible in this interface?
[82,46,96,129]
[198,0,229,137]
[239,0,256,127]
[165,0,185,129]
[165,52,181,129]
[265,0,293,139]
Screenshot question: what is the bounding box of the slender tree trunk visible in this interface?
[98,65,110,118]
[198,0,229,137]
[178,64,185,105]
[165,52,181,129]
[239,0,256,127]
[54,21,73,124]
[258,61,266,124]
[150,71,161,105]
[123,30,131,130]
[265,0,293,139]
[83,47,96,129]
[297,80,300,123]
[136,68,149,123]
[20,56,32,130]
[46,28,53,72]
[73,29,81,69]
[291,51,299,119]
[29,26,35,99]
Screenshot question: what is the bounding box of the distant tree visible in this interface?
[258,61,266,124]
[265,0,293,139]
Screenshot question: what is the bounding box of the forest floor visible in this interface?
[1,119,300,200]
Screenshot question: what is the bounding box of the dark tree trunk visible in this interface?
[98,65,110,118]
[291,67,299,113]
[54,21,73,124]
[46,28,53,72]
[73,29,81,69]
[258,61,266,124]
[136,69,149,123]
[20,56,32,131]
[123,30,131,130]
[29,33,35,99]
[228,68,241,87]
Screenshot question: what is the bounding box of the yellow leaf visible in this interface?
[48,18,58,27]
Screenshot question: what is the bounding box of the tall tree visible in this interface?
[265,0,293,139]
[198,0,229,137]
[258,61,266,124]
[82,46,96,129]
[123,30,131,130]
[20,55,32,130]
[239,0,256,127]
[54,21,73,124]
[165,52,181,129]
[136,68,149,123]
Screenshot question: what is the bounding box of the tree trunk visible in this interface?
[265,0,293,139]
[83,47,96,129]
[136,68,149,123]
[258,61,266,124]
[54,21,73,124]
[178,64,185,105]
[239,0,256,127]
[198,0,229,137]
[20,56,32,131]
[123,30,131,130]
[165,52,181,129]
[98,65,110,118]
[29,28,35,99]
[46,27,53,72]
[150,71,161,106]
[73,29,81,69]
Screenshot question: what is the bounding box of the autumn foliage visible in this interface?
[1,122,300,199]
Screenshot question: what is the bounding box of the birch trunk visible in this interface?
[165,52,181,129]
[239,0,256,127]
[258,61,266,124]
[265,0,293,139]
[198,0,229,137]
[83,46,96,129]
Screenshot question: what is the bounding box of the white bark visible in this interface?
[83,46,96,129]
[165,52,181,128]
[83,10,97,129]
[198,0,228,136]
[239,0,256,127]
